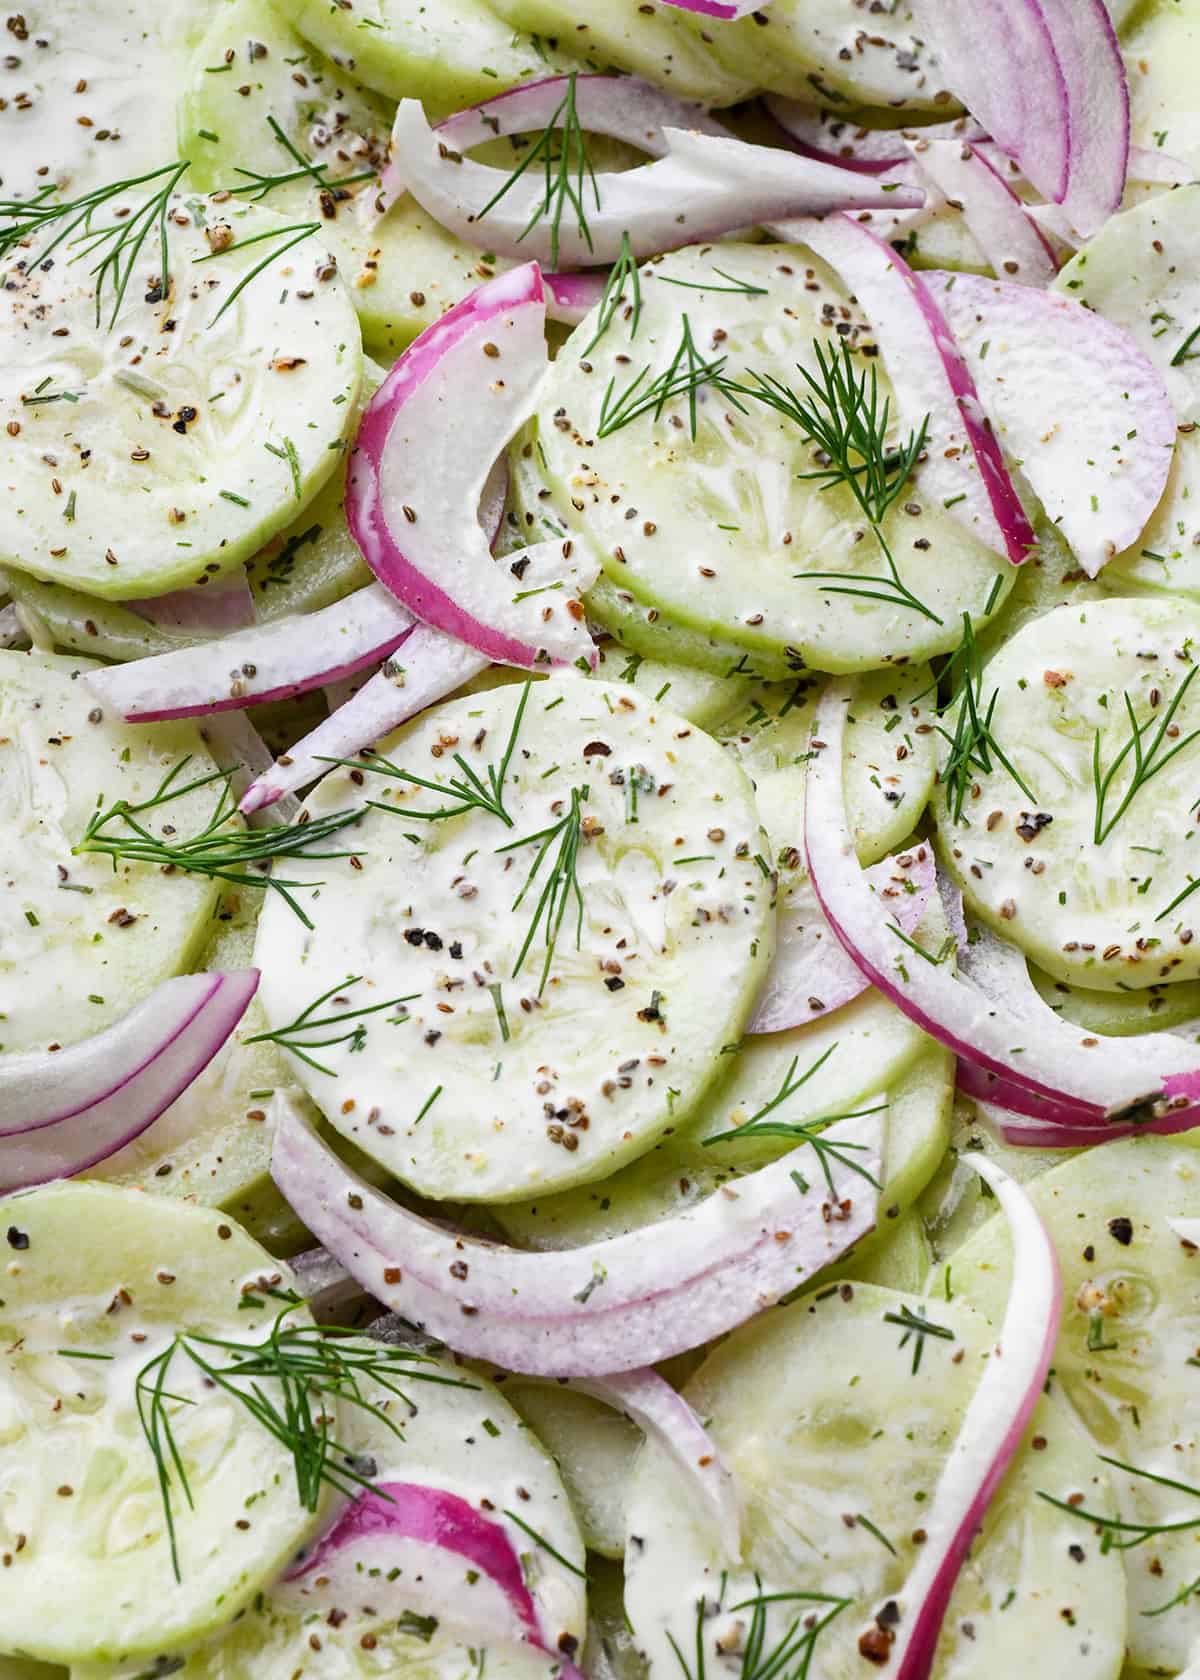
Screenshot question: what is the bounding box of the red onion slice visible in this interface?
[766,98,986,173]
[974,1097,1200,1149]
[346,263,598,670]
[269,1092,881,1377]
[913,0,1069,203]
[793,214,1035,563]
[86,585,415,723]
[906,139,1058,287]
[924,270,1176,577]
[660,0,766,16]
[387,99,922,269]
[544,270,610,326]
[805,681,1200,1123]
[1035,0,1129,237]
[238,624,487,815]
[874,1152,1061,1678]
[567,1371,741,1560]
[749,850,935,1035]
[375,74,732,224]
[0,970,259,1191]
[285,1482,542,1640]
[129,565,256,636]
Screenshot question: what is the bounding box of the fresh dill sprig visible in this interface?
[245,975,418,1076]
[497,783,588,996]
[1,160,190,329]
[935,611,1036,825]
[129,1305,470,1582]
[75,756,362,929]
[581,229,642,356]
[667,1578,852,1680]
[733,339,939,625]
[502,1508,588,1579]
[1038,1454,1200,1554]
[1091,664,1200,845]
[701,1043,883,1196]
[597,312,745,442]
[657,267,769,297]
[477,70,599,268]
[1143,1574,1200,1618]
[882,1302,956,1375]
[331,679,532,829]
[198,219,321,325]
[223,114,376,202]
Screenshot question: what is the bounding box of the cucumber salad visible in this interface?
[5,1,1200,1676]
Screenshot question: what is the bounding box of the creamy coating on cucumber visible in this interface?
[9,0,1200,1673]
[253,676,774,1201]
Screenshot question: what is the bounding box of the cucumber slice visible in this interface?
[825,1208,932,1294]
[1055,190,1200,600]
[589,640,754,734]
[0,568,193,662]
[179,0,507,359]
[721,662,938,866]
[494,1035,950,1253]
[71,1338,587,1676]
[498,1381,641,1560]
[681,0,951,111]
[586,1558,647,1680]
[1029,963,1200,1036]
[273,0,568,113]
[974,517,1106,666]
[949,1138,1200,1674]
[0,0,205,202]
[0,194,362,600]
[481,0,752,106]
[623,1281,1126,1679]
[253,675,774,1202]
[0,1662,61,1680]
[935,595,1200,991]
[0,650,220,1054]
[0,1185,322,1665]
[1124,0,1200,177]
[533,244,1013,673]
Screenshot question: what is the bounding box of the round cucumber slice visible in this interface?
[935,595,1200,991]
[1030,963,1200,1036]
[950,1138,1200,1674]
[0,0,204,203]
[482,0,752,106]
[721,661,938,867]
[1055,190,1200,598]
[974,517,1106,666]
[684,0,951,110]
[532,244,1013,674]
[623,1281,1126,1680]
[0,568,193,662]
[586,1558,646,1680]
[0,650,221,1054]
[494,1034,950,1254]
[588,641,753,735]
[253,675,774,1202]
[70,1337,587,1677]
[0,193,362,600]
[1124,0,1200,177]
[0,1184,323,1665]
[824,1207,933,1294]
[498,1381,640,1560]
[273,0,569,113]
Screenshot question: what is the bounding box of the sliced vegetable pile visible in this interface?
[2,1,1199,1677]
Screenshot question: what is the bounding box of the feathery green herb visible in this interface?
[657,267,769,298]
[477,70,599,268]
[75,756,362,928]
[935,610,1035,824]
[582,229,642,355]
[1038,1454,1200,1553]
[223,115,376,202]
[598,312,743,441]
[738,339,939,623]
[334,680,532,829]
[497,783,588,996]
[1092,665,1200,845]
[667,1578,852,1680]
[123,1305,470,1582]
[701,1043,883,1195]
[1,160,189,328]
[882,1302,956,1375]
[245,975,418,1076]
